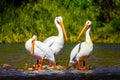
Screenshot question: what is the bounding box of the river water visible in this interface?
[0,43,120,69]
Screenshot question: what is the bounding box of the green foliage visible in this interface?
[0,0,120,43]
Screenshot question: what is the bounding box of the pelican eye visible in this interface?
[58,19,62,22]
[87,21,91,26]
[57,19,61,24]
[87,22,90,24]
[57,20,60,24]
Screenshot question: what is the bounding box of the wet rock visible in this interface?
[28,65,66,70]
[27,68,33,71]
[43,65,65,70]
[1,64,18,71]
[0,65,120,80]
[54,65,65,70]
[2,64,10,68]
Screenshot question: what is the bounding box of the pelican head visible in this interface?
[55,16,68,41]
[32,35,37,41]
[85,20,92,27]
[78,20,92,39]
[57,16,63,24]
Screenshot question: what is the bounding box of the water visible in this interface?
[0,43,120,68]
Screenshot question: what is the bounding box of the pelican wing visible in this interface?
[43,36,57,47]
[35,41,55,63]
[70,43,82,63]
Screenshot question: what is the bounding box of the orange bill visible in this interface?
[59,21,68,41]
[78,24,89,39]
[30,40,35,55]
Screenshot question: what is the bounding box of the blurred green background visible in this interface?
[0,0,120,43]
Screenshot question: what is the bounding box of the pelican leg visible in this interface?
[77,60,81,70]
[77,60,87,70]
[49,62,56,67]
[35,59,43,70]
[35,59,39,70]
[38,59,43,70]
[82,61,87,70]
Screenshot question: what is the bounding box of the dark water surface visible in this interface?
[0,43,120,68]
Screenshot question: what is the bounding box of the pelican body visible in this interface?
[69,20,93,70]
[25,35,55,70]
[44,16,68,55]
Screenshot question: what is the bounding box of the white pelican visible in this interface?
[43,16,68,66]
[25,35,55,70]
[68,20,93,70]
